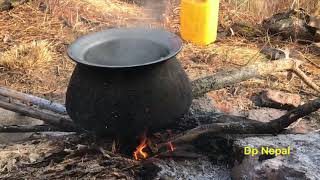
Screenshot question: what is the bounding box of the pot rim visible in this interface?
[67,28,183,68]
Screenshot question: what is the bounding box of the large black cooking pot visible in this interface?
[66,28,192,138]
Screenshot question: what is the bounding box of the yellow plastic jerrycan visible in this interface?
[180,0,220,45]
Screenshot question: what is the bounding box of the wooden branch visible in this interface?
[191,58,320,98]
[191,59,299,98]
[305,57,320,69]
[0,87,67,115]
[0,125,72,133]
[162,98,320,146]
[291,65,320,93]
[0,98,78,131]
[268,97,320,133]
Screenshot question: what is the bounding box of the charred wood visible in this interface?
[162,98,320,146]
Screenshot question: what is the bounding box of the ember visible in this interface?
[133,137,149,160]
[167,141,176,152]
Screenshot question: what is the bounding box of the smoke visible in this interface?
[130,0,171,29]
[142,0,167,20]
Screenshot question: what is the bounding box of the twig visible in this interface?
[291,64,320,93]
[304,57,320,69]
[290,0,298,10]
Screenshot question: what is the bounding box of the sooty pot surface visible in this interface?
[66,28,192,138]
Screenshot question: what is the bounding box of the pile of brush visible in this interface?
[228,8,320,43]
[262,8,320,43]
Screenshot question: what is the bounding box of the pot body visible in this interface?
[66,58,192,138]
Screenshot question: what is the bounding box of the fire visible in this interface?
[167,141,176,152]
[133,132,177,160]
[133,138,149,160]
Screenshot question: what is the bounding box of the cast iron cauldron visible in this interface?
[66,28,192,138]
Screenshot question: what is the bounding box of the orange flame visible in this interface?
[133,138,149,160]
[167,141,176,151]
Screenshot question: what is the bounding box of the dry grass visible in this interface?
[41,0,163,36]
[0,41,53,72]
[223,0,319,20]
[0,2,75,98]
[0,0,318,104]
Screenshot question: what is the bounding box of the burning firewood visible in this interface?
[122,97,320,160]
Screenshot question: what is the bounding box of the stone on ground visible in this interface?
[254,90,301,110]
[0,108,43,144]
[231,133,320,180]
[247,107,287,122]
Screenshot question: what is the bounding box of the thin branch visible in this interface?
[305,57,320,69]
[291,65,320,93]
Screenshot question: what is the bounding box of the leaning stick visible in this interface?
[0,87,67,115]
